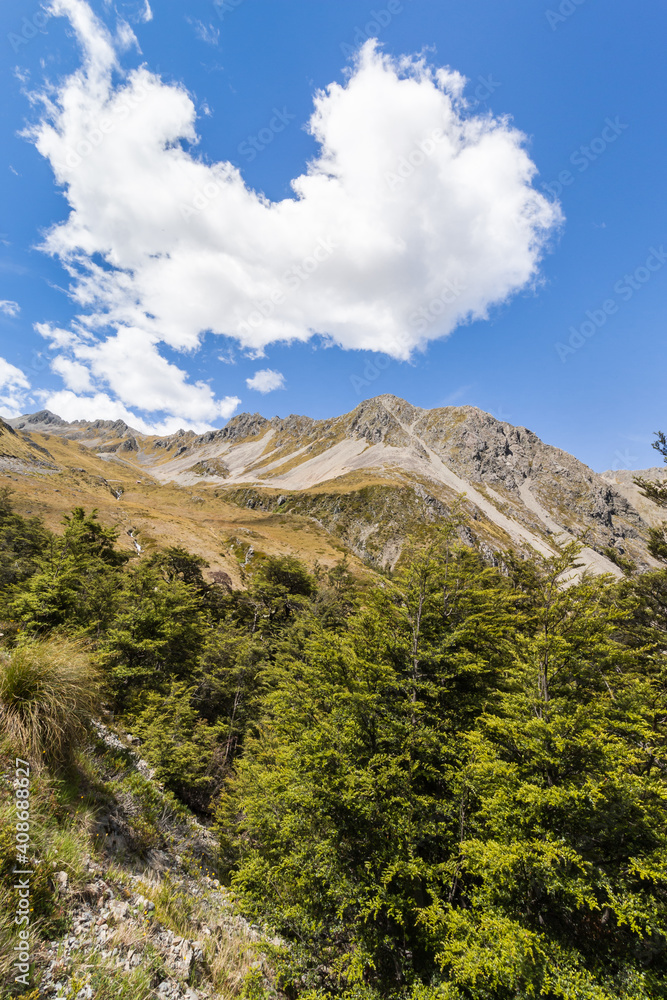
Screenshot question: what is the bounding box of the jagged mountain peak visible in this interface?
[12,408,67,429]
[218,411,271,441]
[3,396,661,580]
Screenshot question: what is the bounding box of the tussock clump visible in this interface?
[0,637,99,765]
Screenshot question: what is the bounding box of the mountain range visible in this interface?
[2,395,663,584]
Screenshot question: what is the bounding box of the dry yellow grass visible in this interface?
[0,428,371,588]
[0,637,99,765]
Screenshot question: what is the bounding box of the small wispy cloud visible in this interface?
[246,369,286,393]
[189,19,220,45]
[0,300,20,317]
[116,19,140,52]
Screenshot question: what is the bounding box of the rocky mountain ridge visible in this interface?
[4,396,664,578]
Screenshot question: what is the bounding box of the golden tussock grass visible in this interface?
[0,637,99,766]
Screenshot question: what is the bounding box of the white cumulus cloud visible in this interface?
[35,389,225,435]
[0,301,20,317]
[246,369,286,393]
[26,0,561,428]
[37,322,241,432]
[50,355,95,393]
[0,357,30,418]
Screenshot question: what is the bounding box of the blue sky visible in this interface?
[0,0,665,472]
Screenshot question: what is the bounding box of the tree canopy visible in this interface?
[1,491,666,998]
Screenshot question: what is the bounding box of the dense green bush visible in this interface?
[125,682,228,811]
[0,488,51,591]
[9,507,129,637]
[221,544,667,998]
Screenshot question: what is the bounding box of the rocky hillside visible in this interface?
[1,718,275,1000]
[602,466,667,528]
[4,396,663,577]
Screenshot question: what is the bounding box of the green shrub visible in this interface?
[124,682,226,811]
[0,638,99,765]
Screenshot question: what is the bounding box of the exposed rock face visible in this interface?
[0,417,17,436]
[118,436,138,452]
[5,395,661,575]
[12,409,67,429]
[213,412,271,443]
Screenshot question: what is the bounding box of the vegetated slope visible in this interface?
[2,491,667,998]
[0,418,362,590]
[0,714,275,999]
[6,396,659,577]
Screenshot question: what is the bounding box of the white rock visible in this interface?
[108,900,129,920]
[54,871,69,892]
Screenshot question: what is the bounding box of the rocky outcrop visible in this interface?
[12,409,67,429]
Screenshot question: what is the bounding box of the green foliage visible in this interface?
[245,555,317,634]
[433,711,667,998]
[602,545,637,575]
[219,535,518,991]
[241,967,272,1000]
[635,431,667,508]
[635,476,667,509]
[0,751,96,979]
[648,524,667,563]
[99,560,208,696]
[10,507,128,636]
[192,626,265,764]
[620,567,667,654]
[147,545,209,587]
[0,790,68,936]
[220,542,667,997]
[0,637,99,765]
[1,492,667,997]
[125,682,227,810]
[0,488,51,591]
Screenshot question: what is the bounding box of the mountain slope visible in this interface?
[6,397,661,578]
